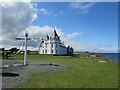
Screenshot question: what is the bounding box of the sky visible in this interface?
[1,1,118,53]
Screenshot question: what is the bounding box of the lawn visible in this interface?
[7,53,118,88]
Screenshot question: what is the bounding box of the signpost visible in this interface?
[16,33,40,65]
[16,33,30,65]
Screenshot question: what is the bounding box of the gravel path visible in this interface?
[1,60,65,88]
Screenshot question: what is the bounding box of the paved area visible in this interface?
[1,60,64,88]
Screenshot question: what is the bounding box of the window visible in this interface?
[43,50,44,53]
[51,44,53,47]
[52,50,53,53]
[56,44,57,48]
[56,50,58,53]
[45,50,47,53]
[45,44,47,48]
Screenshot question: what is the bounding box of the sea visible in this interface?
[98,53,120,62]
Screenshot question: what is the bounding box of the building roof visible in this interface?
[52,28,60,40]
[47,35,49,40]
[39,28,61,47]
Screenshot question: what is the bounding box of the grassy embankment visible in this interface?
[8,52,118,88]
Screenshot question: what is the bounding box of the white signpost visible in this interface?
[24,33,28,65]
[16,33,40,65]
[16,33,30,65]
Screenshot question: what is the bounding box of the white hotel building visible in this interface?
[38,28,73,55]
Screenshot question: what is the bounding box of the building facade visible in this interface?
[38,28,73,55]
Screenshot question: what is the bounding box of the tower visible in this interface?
[51,28,60,55]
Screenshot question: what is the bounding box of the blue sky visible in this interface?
[1,2,118,53]
[31,2,118,52]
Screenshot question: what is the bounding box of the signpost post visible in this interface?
[16,33,40,65]
[16,33,30,65]
[24,33,28,65]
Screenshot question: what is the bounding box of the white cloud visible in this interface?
[38,8,64,17]
[40,8,46,12]
[20,25,83,49]
[0,1,82,51]
[1,0,31,2]
[70,2,94,9]
[22,25,53,38]
[39,8,53,15]
[1,2,37,46]
[1,0,119,2]
[69,2,95,14]
[32,2,37,8]
[65,32,83,39]
[65,41,118,53]
[54,14,58,17]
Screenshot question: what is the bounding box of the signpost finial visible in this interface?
[25,33,28,37]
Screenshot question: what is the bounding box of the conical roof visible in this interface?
[47,35,49,40]
[52,28,59,39]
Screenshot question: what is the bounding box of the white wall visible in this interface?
[39,38,67,55]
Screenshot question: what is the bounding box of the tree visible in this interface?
[9,47,19,54]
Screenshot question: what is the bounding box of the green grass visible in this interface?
[7,53,118,88]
